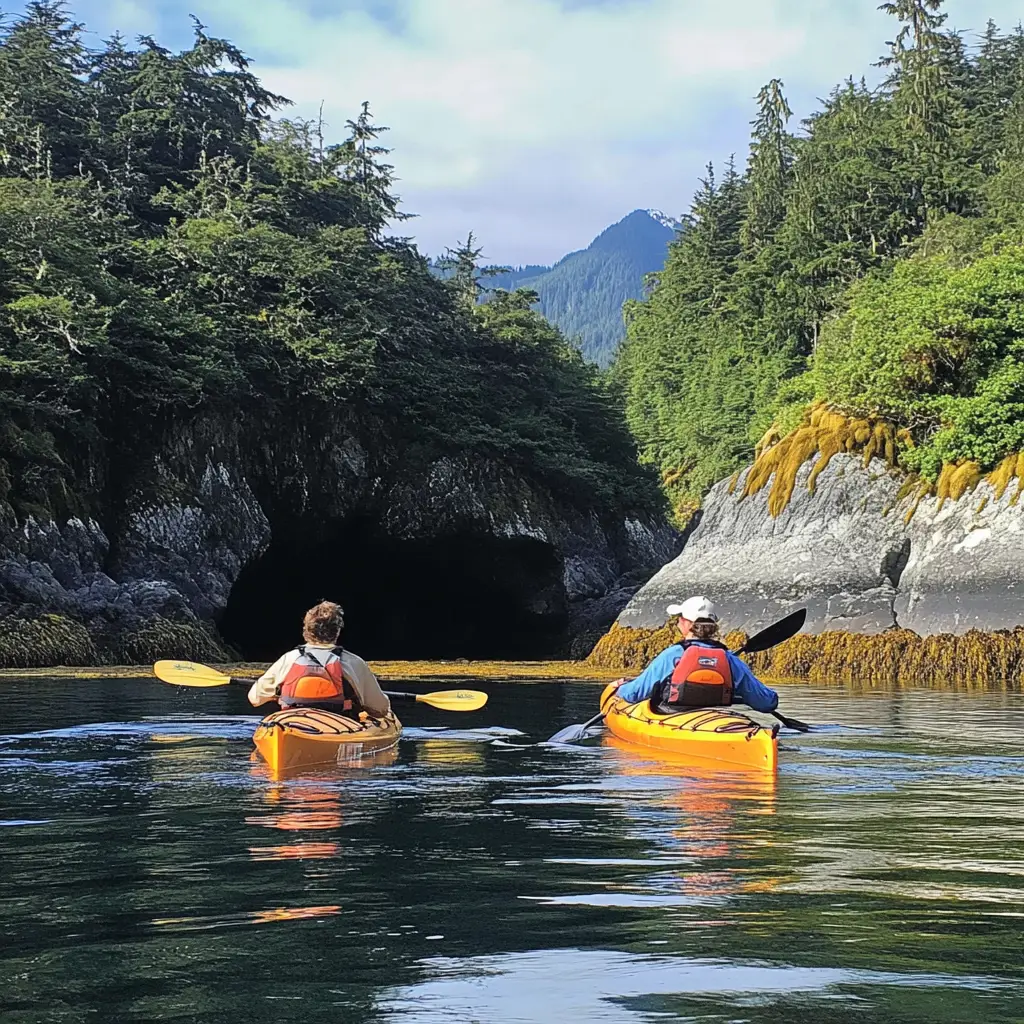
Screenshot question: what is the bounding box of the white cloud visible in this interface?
[214,0,820,260]
[58,0,1024,263]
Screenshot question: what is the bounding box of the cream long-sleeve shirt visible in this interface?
[247,644,392,716]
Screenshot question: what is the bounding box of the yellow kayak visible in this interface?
[252,706,402,776]
[600,683,778,772]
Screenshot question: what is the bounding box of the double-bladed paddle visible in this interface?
[153,660,489,712]
[547,607,810,744]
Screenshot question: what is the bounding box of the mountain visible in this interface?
[485,209,680,367]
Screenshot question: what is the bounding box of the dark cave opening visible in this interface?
[218,516,568,661]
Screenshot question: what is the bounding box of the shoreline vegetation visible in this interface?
[616,4,1024,526]
[0,3,663,666]
[591,624,1024,690]
[5,622,1024,689]
[7,3,1024,678]
[0,660,625,682]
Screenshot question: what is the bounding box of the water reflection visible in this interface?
[378,947,1016,1024]
[0,679,1022,1023]
[245,784,346,862]
[151,904,343,931]
[514,737,784,914]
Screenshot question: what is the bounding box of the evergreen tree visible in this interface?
[616,0,1024,509]
[615,162,750,513]
[880,0,977,220]
[0,6,659,523]
[438,232,509,307]
[0,1,90,178]
[878,0,949,123]
[741,79,793,251]
[340,101,406,235]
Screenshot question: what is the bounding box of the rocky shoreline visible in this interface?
[0,413,679,668]
[587,450,1024,690]
[618,453,1024,638]
[10,433,1024,675]
[589,622,1024,690]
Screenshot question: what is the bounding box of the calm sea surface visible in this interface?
[1,677,1023,1022]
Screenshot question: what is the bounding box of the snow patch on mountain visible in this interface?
[644,209,682,231]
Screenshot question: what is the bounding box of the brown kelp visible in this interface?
[741,405,903,517]
[0,615,232,669]
[588,621,1024,690]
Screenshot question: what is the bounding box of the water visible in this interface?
[1,678,1023,1022]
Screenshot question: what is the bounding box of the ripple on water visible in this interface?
[377,948,1023,1024]
[0,677,1022,1023]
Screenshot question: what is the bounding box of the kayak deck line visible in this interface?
[252,706,402,776]
[599,684,778,773]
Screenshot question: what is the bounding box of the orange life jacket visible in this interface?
[662,641,733,708]
[278,646,360,713]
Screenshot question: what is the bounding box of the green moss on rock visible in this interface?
[0,614,98,668]
[98,619,234,666]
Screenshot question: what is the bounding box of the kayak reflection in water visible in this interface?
[246,600,392,717]
[613,596,779,713]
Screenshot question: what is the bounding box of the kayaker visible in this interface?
[247,600,391,717]
[613,596,778,712]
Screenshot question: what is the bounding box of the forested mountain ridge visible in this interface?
[440,209,679,367]
[616,1,1024,522]
[0,2,674,664]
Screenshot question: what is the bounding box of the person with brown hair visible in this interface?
[247,600,391,717]
[613,596,778,712]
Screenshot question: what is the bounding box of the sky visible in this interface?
[23,0,1024,265]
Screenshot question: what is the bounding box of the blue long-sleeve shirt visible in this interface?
[616,642,779,712]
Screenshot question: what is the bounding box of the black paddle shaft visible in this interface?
[734,610,811,731]
[735,608,807,655]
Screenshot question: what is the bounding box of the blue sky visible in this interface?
[28,0,1024,264]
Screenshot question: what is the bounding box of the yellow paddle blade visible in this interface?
[153,660,232,688]
[415,689,489,712]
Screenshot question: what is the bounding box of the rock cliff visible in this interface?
[0,412,679,665]
[619,453,1024,636]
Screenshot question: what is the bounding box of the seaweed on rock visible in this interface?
[0,615,98,668]
[742,405,902,517]
[739,403,1024,526]
[587,623,748,673]
[0,615,233,669]
[588,621,1024,690]
[96,618,234,667]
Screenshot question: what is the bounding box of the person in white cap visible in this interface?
[613,596,779,712]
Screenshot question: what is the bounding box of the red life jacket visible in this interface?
[662,641,733,708]
[278,646,360,714]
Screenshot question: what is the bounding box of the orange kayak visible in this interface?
[252,706,402,775]
[600,683,778,772]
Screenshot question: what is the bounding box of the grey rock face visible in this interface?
[376,455,679,633]
[1,518,108,616]
[622,453,1024,637]
[619,455,911,634]
[1,414,678,654]
[113,459,271,623]
[898,481,1024,633]
[0,460,270,636]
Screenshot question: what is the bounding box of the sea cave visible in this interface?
[218,516,568,661]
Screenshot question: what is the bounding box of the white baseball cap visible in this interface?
[666,596,718,622]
